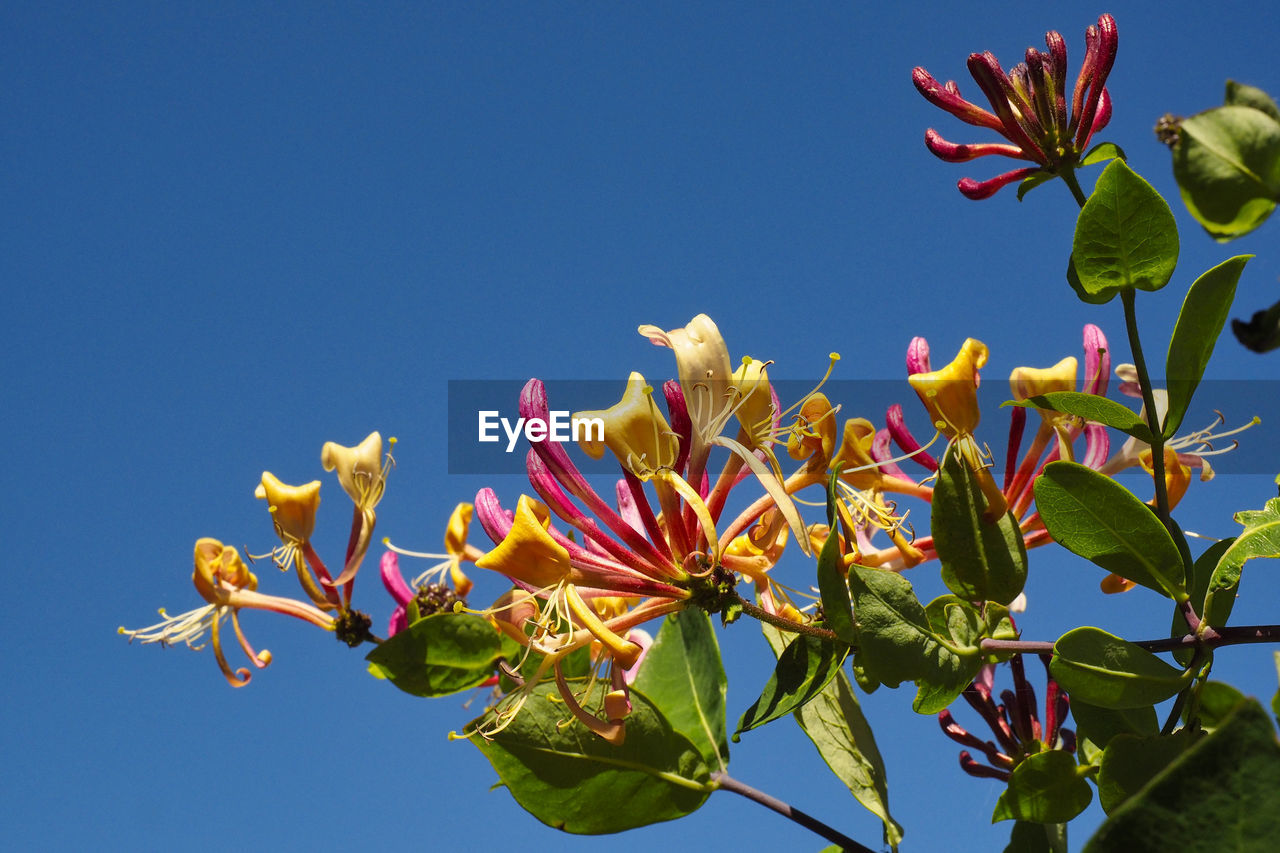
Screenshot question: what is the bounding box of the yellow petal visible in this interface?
[475,495,572,588]
[255,472,321,543]
[908,338,988,438]
[833,417,882,490]
[321,431,385,509]
[193,538,257,603]
[733,356,775,447]
[574,373,678,477]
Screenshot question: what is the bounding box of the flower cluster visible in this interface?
[913,13,1117,199]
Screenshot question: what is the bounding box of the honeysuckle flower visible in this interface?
[119,538,335,687]
[909,337,1008,522]
[574,373,679,478]
[254,472,335,608]
[638,314,733,457]
[321,432,396,590]
[914,13,1118,199]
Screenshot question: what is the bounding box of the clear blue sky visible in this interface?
[5,2,1280,850]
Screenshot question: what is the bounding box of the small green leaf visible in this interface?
[1164,255,1252,437]
[816,483,857,644]
[633,610,728,771]
[1005,392,1152,441]
[1051,627,1192,709]
[1172,105,1280,240]
[1073,159,1180,296]
[1205,497,1280,615]
[365,612,502,697]
[1096,731,1195,813]
[1225,80,1280,122]
[470,683,712,834]
[992,750,1093,824]
[1070,700,1159,749]
[1233,297,1280,353]
[932,445,1028,605]
[1034,461,1186,600]
[1081,141,1127,166]
[762,626,903,851]
[1018,170,1056,201]
[1188,680,1247,730]
[734,632,848,740]
[1084,700,1280,852]
[1005,820,1068,853]
[848,566,980,713]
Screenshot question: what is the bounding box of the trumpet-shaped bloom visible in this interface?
[255,472,321,545]
[322,431,392,511]
[120,538,334,687]
[574,373,679,479]
[914,14,1118,199]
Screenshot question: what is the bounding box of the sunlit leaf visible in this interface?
[734,631,848,740]
[992,750,1093,824]
[1073,159,1179,297]
[1051,627,1191,709]
[1005,392,1151,441]
[365,612,502,697]
[1172,105,1280,240]
[1204,497,1280,616]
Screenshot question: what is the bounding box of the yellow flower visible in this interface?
[321,431,393,511]
[574,373,678,478]
[254,472,321,544]
[908,338,988,437]
[474,495,572,589]
[638,314,733,447]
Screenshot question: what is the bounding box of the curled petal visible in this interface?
[957,167,1040,200]
[912,67,1004,131]
[906,337,932,376]
[886,403,938,473]
[380,551,414,608]
[925,128,1027,163]
[1082,324,1110,396]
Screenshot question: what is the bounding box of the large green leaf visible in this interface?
[470,683,713,834]
[762,626,902,850]
[932,446,1028,605]
[365,612,503,697]
[1004,820,1068,853]
[1085,700,1280,852]
[1096,731,1195,813]
[734,632,848,740]
[1164,255,1252,437]
[1205,498,1280,617]
[1172,105,1280,240]
[992,750,1094,824]
[1034,461,1186,600]
[1051,627,1191,709]
[633,610,728,771]
[1073,159,1179,297]
[848,566,980,713]
[1005,392,1152,441]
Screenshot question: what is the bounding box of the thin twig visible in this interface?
[712,771,875,853]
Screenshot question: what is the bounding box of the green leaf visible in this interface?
[1188,680,1247,730]
[1225,80,1280,123]
[992,750,1093,824]
[1273,652,1280,726]
[924,595,1013,653]
[817,483,857,644]
[1068,254,1115,305]
[734,632,848,740]
[1171,538,1237,665]
[633,610,728,771]
[762,626,903,851]
[1005,392,1152,441]
[1018,170,1056,201]
[1051,627,1191,709]
[1073,159,1179,297]
[1005,820,1068,853]
[1204,497,1280,615]
[1070,700,1159,749]
[1081,141,1127,166]
[365,612,502,697]
[1172,105,1280,240]
[1034,461,1186,600]
[1096,731,1195,813]
[848,566,980,713]
[932,445,1028,605]
[1084,700,1280,852]
[1164,255,1252,437]
[470,683,712,834]
[1232,297,1280,353]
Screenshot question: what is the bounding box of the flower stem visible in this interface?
[711,771,875,853]
[733,591,841,642]
[982,623,1280,655]
[1060,167,1089,207]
